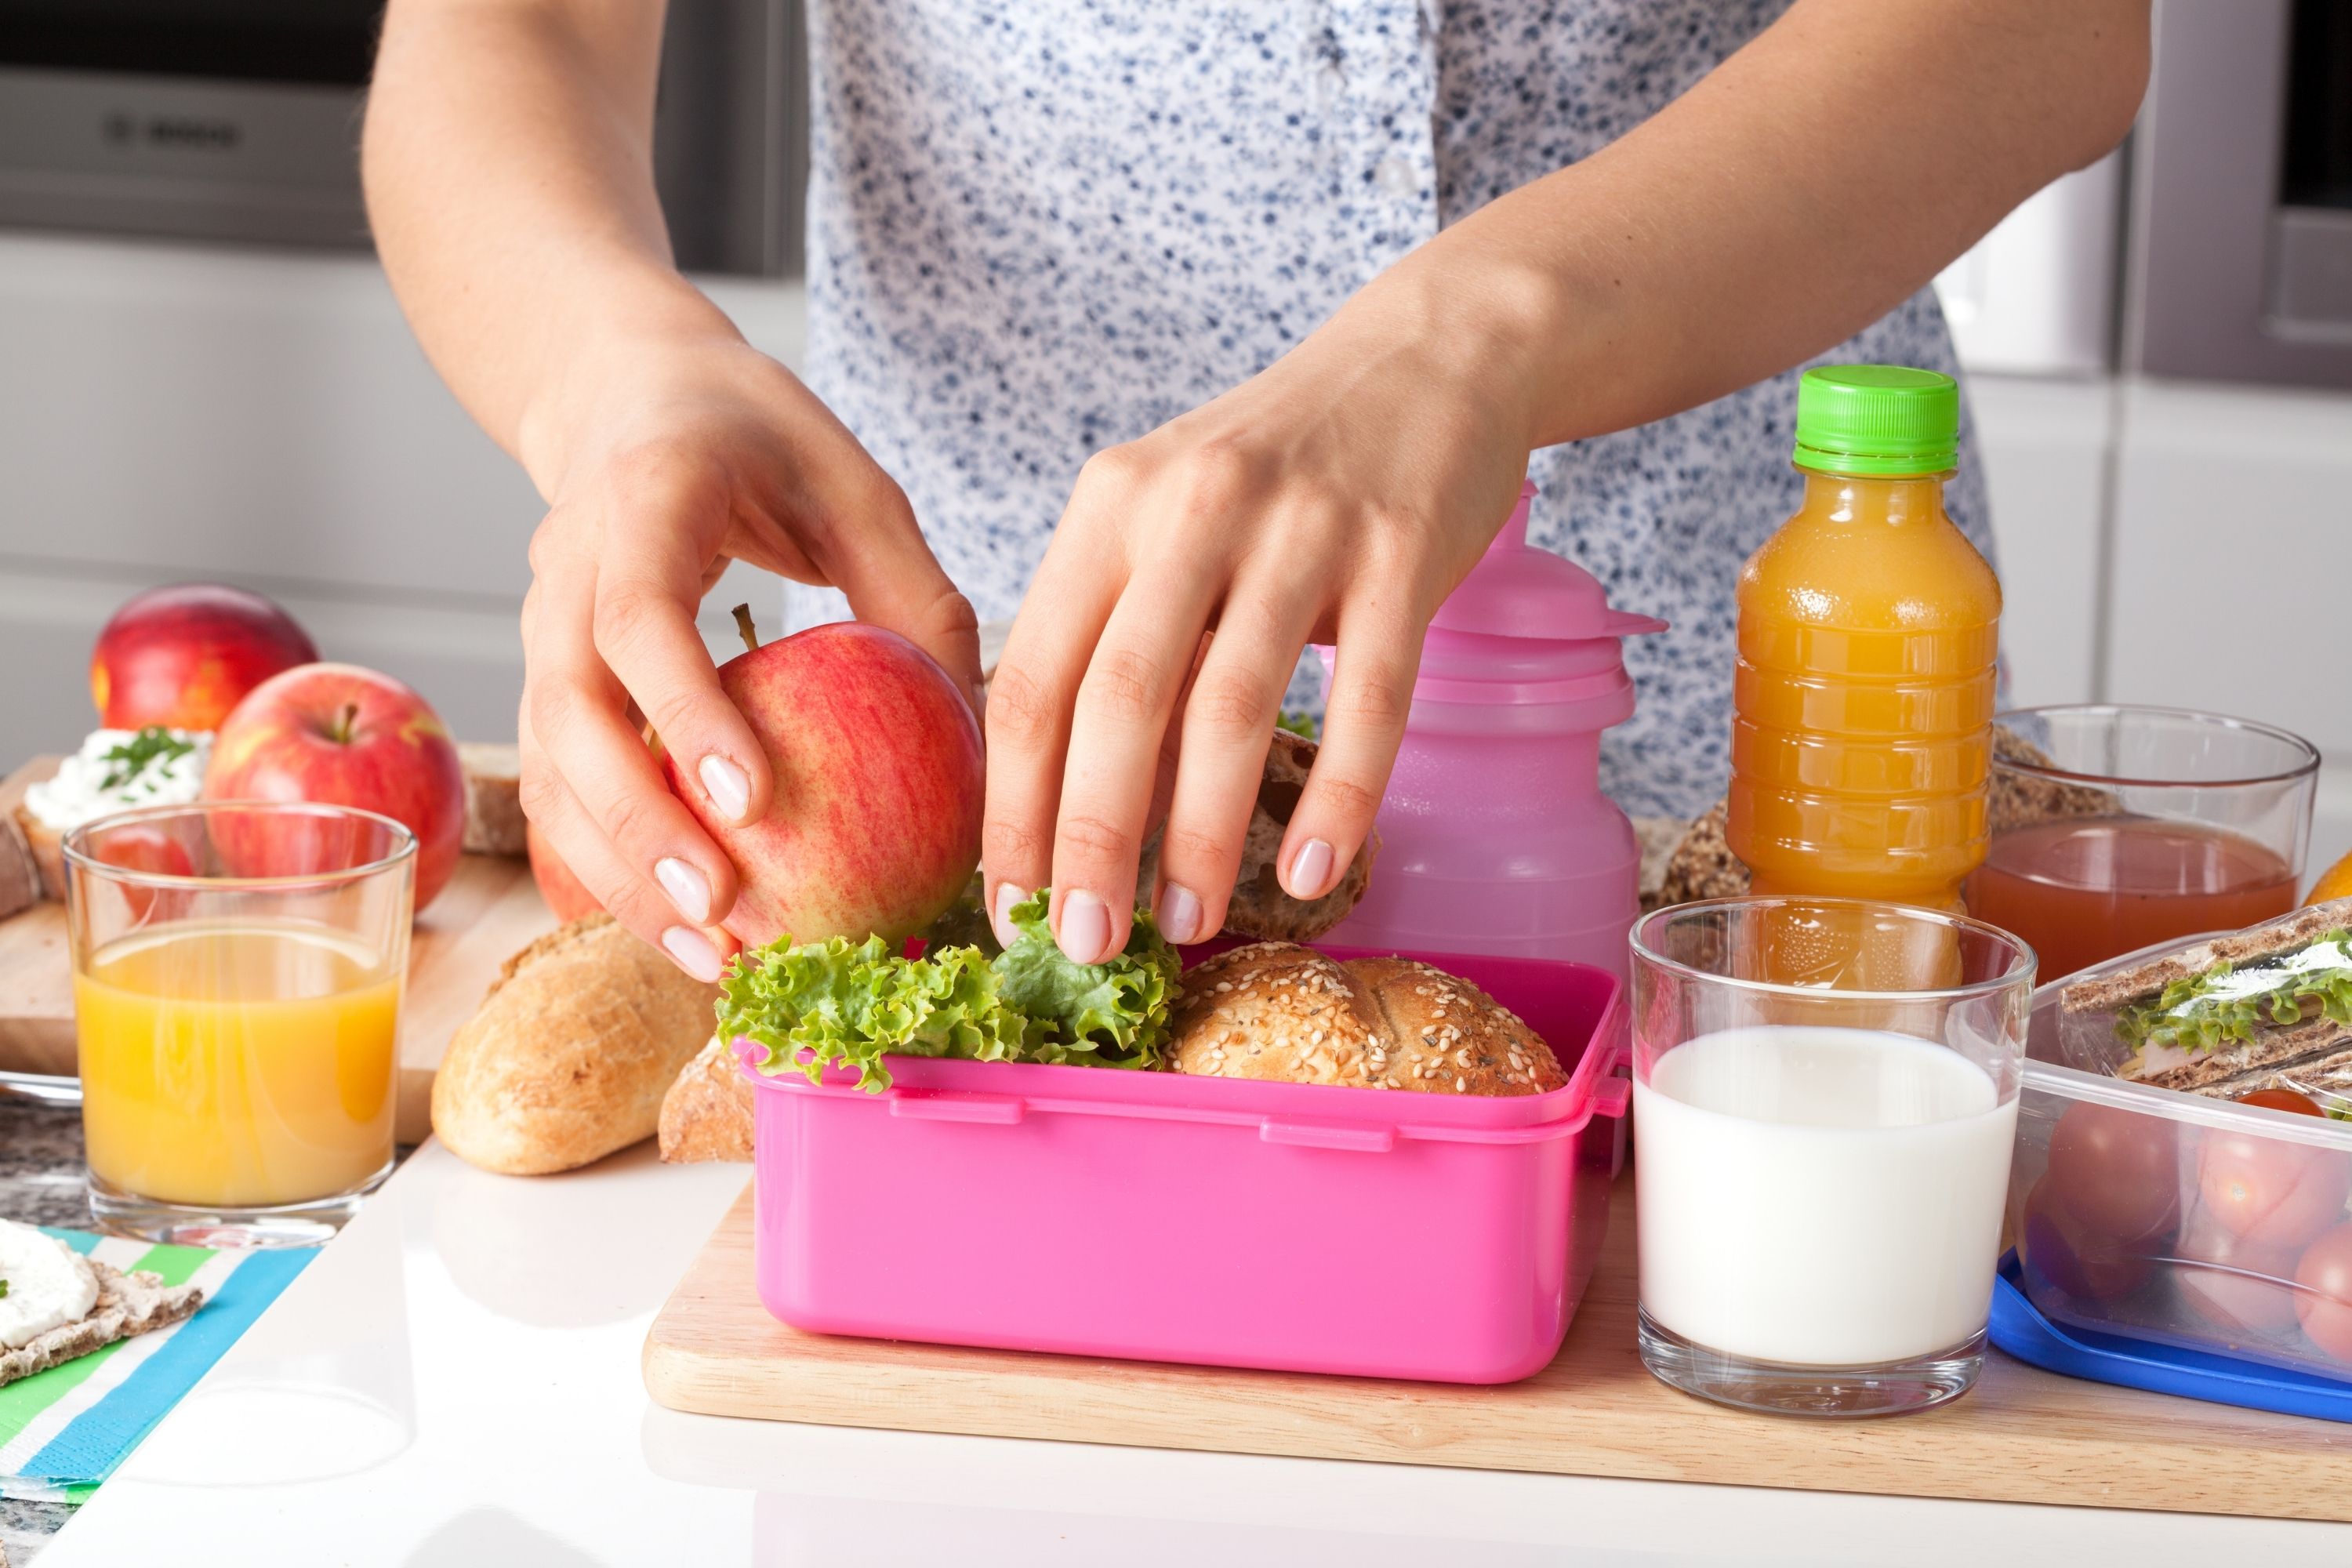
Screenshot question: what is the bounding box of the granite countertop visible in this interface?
[0,1094,90,1566]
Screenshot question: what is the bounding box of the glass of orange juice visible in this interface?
[64,801,415,1247]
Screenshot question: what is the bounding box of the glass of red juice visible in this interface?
[1966,706,2318,982]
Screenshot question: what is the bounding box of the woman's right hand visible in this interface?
[515,331,982,980]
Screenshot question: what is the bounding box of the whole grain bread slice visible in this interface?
[0,1260,205,1389]
[2061,895,2352,1015]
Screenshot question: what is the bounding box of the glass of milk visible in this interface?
[1629,898,2034,1417]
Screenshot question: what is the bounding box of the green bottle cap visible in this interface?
[1791,365,1958,477]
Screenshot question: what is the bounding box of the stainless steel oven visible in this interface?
[0,0,802,274]
[2126,0,2352,387]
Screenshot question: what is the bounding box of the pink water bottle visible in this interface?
[1320,483,1664,978]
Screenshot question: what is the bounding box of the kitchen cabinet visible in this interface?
[0,231,802,750]
[1965,373,2111,709]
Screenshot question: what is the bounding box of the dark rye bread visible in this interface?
[2060,896,2352,1015]
[1165,942,1565,1095]
[1987,725,2121,832]
[2063,896,2352,1094]
[1137,728,1375,942]
[2175,1044,2352,1103]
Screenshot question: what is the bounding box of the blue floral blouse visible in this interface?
[789,0,1994,818]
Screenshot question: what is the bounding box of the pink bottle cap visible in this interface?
[1432,482,1667,643]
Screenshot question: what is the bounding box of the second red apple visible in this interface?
[206,663,466,910]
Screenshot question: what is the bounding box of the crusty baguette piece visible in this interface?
[2061,896,2352,1016]
[0,1259,204,1389]
[1167,942,1564,1094]
[457,741,528,857]
[659,1034,755,1163]
[433,913,720,1175]
[1137,729,1374,943]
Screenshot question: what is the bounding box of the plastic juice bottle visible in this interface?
[1726,366,2000,985]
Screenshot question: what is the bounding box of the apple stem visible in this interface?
[331,702,359,745]
[731,603,760,653]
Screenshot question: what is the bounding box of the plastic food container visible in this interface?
[2008,944,2352,1385]
[743,946,1629,1384]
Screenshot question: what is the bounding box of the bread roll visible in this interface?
[659,1035,755,1163]
[433,913,721,1174]
[1167,942,1564,1094]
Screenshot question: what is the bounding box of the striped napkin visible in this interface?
[0,1230,311,1503]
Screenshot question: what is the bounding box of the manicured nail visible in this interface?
[1157,881,1205,945]
[661,925,724,982]
[655,857,711,924]
[990,882,1028,949]
[1056,889,1113,965]
[699,754,752,824]
[1286,838,1335,900]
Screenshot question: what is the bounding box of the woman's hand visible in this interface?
[982,258,1549,961]
[518,332,981,979]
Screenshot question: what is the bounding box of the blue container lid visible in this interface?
[1990,1253,2352,1424]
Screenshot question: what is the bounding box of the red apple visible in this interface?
[92,583,318,731]
[526,818,604,924]
[205,662,465,910]
[660,620,981,948]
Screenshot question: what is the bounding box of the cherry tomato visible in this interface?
[2172,1208,2300,1336]
[2043,1102,2183,1244]
[2198,1131,2352,1250]
[2019,1176,2154,1304]
[2295,1221,2352,1363]
[2237,1088,2325,1118]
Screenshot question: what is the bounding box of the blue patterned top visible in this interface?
[792,0,1994,818]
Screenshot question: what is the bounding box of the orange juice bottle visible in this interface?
[1728,366,1998,965]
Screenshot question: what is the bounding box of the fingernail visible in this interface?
[1056,889,1113,965]
[699,754,752,824]
[655,857,712,924]
[989,882,1028,949]
[1286,838,1335,900]
[661,925,724,983]
[1157,881,1205,945]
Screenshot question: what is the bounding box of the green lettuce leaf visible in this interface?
[989,891,1179,1069]
[715,888,1181,1091]
[2114,930,2352,1054]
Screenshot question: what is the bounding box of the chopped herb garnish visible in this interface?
[1276,711,1320,742]
[1,1278,9,1299]
[99,726,194,791]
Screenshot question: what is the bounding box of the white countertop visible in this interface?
[34,1140,2352,1566]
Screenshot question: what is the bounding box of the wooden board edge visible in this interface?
[641,1193,2352,1525]
[640,1330,2352,1523]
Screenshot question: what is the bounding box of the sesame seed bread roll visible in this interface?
[1167,942,1565,1095]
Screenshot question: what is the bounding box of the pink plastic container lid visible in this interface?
[743,945,1630,1384]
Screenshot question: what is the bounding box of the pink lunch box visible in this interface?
[742,946,1629,1385]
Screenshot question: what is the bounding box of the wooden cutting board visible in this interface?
[0,757,556,1142]
[644,1172,2352,1523]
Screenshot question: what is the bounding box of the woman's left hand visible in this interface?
[982,256,1549,961]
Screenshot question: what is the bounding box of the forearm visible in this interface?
[1396,0,2151,450]
[363,0,735,496]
